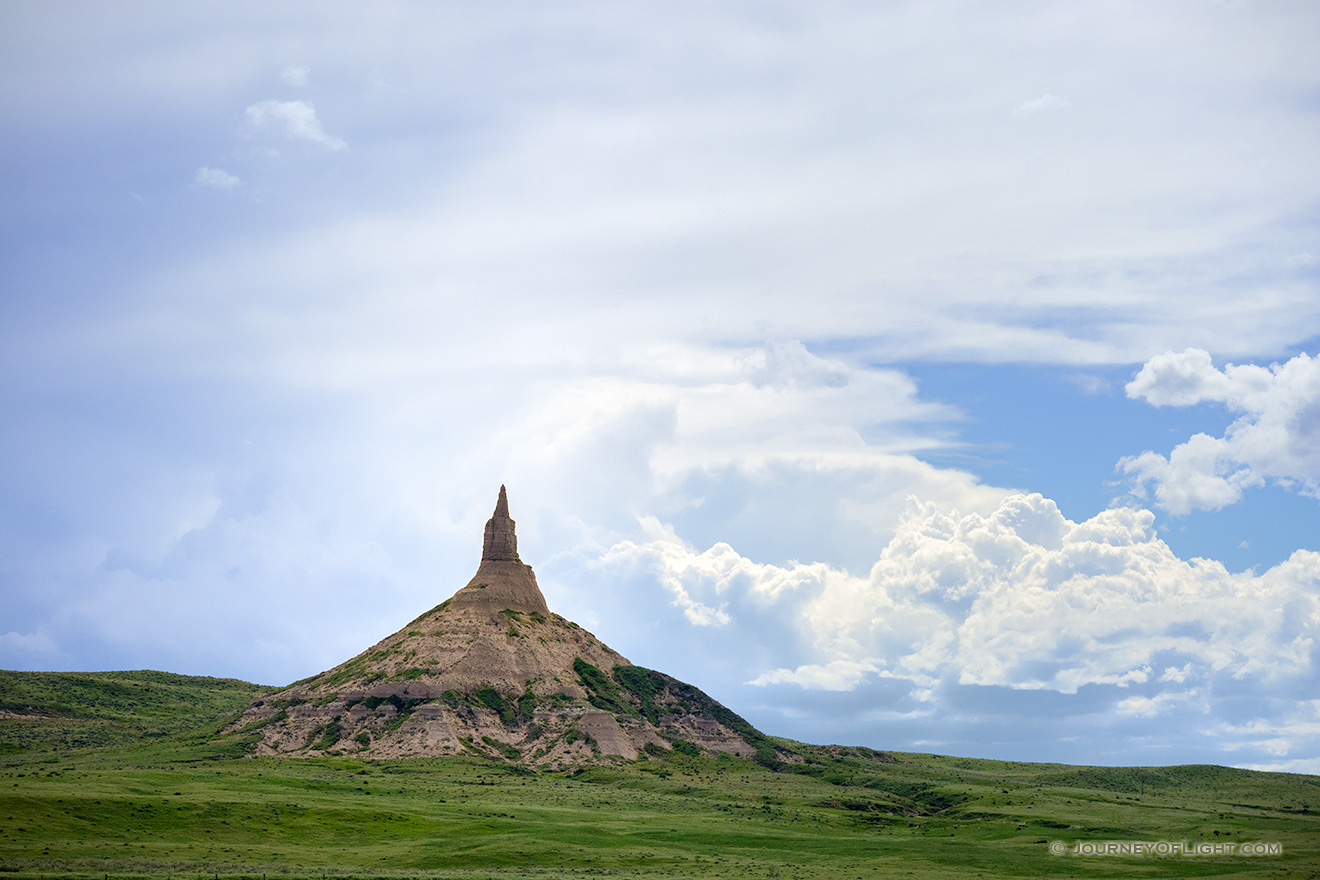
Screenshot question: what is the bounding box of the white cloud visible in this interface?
[582,491,1320,762]
[281,65,310,87]
[0,333,1006,683]
[0,629,60,659]
[1120,349,1320,513]
[1247,757,1320,774]
[1012,93,1071,116]
[487,341,1006,575]
[1214,700,1320,772]
[1117,435,1262,514]
[749,659,882,691]
[738,340,850,390]
[7,3,1320,363]
[194,166,241,189]
[69,1,1308,371]
[244,100,345,150]
[1114,691,1193,718]
[598,517,834,628]
[841,495,1316,692]
[1159,663,1192,683]
[604,493,1319,695]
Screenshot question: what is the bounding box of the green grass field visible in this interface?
[2,670,1317,879]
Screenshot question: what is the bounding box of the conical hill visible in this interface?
[229,486,776,766]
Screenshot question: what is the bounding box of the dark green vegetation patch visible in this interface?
[571,661,784,765]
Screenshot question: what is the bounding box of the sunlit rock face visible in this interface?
[449,485,551,616]
[227,487,772,766]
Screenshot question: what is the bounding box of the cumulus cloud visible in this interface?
[597,516,837,628]
[1012,93,1071,116]
[492,340,1005,574]
[738,340,850,390]
[244,100,346,150]
[588,492,1320,762]
[194,166,241,189]
[1119,349,1320,513]
[601,491,1319,693]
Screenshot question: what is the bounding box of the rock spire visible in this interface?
[224,482,775,765]
[482,484,520,562]
[450,485,549,615]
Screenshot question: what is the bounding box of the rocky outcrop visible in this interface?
[226,486,777,767]
[482,484,520,562]
[449,484,550,615]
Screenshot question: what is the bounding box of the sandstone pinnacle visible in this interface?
[454,485,549,615]
[482,484,519,562]
[225,485,776,766]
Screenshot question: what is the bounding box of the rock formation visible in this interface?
[228,486,776,767]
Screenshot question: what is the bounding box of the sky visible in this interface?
[2,1,1318,773]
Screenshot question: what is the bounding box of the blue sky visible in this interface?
[2,1,1318,772]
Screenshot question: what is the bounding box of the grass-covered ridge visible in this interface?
[3,669,1318,879]
[0,669,272,756]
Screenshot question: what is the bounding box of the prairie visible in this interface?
[3,670,1316,879]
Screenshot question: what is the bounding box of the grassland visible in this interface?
[2,670,1317,879]
[0,670,270,756]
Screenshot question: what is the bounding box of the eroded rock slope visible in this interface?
[227,486,777,766]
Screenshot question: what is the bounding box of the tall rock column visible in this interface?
[483,484,520,562]
[452,485,551,615]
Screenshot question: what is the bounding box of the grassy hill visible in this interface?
[0,669,272,757]
[2,669,1317,879]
